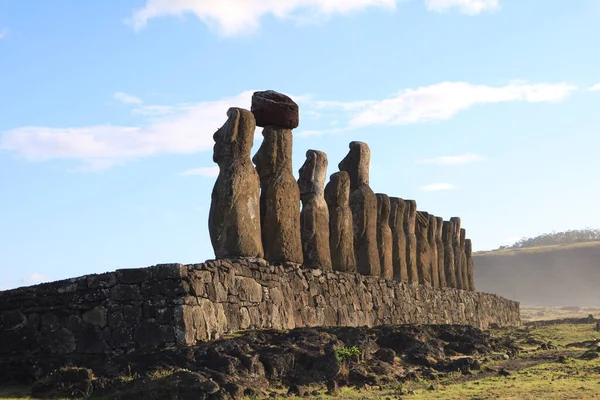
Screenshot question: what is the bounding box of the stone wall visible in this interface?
[0,259,520,368]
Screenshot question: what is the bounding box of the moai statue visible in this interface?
[435,216,446,289]
[338,142,380,277]
[389,197,408,282]
[460,228,469,290]
[209,107,264,259]
[376,194,393,280]
[404,200,419,284]
[428,215,440,289]
[415,211,432,286]
[465,238,476,291]
[442,221,457,288]
[298,150,332,271]
[252,91,303,264]
[325,172,356,273]
[450,217,464,289]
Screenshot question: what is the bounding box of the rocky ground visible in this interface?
[3,320,600,399]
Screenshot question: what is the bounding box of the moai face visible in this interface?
[213,107,255,165]
[460,228,466,246]
[376,194,391,224]
[442,221,453,242]
[435,216,444,240]
[338,141,371,190]
[252,128,293,186]
[404,200,417,233]
[389,198,406,227]
[428,215,437,241]
[298,150,328,200]
[325,171,351,207]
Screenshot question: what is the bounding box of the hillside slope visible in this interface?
[474,242,600,306]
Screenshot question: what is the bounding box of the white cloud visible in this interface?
[0,91,256,170]
[180,166,220,177]
[344,81,576,128]
[114,91,142,105]
[589,83,600,92]
[425,0,499,14]
[23,273,49,286]
[126,0,397,36]
[418,153,486,165]
[419,183,456,191]
[0,28,8,39]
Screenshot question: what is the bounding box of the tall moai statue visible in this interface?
[428,215,440,289]
[435,216,446,289]
[460,228,469,290]
[325,172,356,273]
[415,211,432,286]
[389,197,408,282]
[376,194,393,280]
[442,221,457,288]
[209,107,264,259]
[338,141,381,277]
[450,217,464,289]
[465,238,476,291]
[252,91,303,264]
[298,150,332,271]
[404,200,419,284]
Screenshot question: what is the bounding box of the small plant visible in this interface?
[336,345,361,362]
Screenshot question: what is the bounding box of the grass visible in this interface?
[521,306,600,322]
[0,387,30,400]
[474,241,600,257]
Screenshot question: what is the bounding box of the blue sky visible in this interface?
[1,0,599,289]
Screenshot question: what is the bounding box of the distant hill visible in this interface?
[474,241,600,307]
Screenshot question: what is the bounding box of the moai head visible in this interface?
[416,211,430,231]
[465,239,473,255]
[450,217,461,242]
[376,194,391,225]
[298,150,328,201]
[252,127,294,186]
[389,197,406,228]
[338,141,371,190]
[213,108,256,165]
[325,171,351,207]
[435,216,444,241]
[403,200,417,233]
[460,228,466,247]
[428,215,437,241]
[442,220,453,242]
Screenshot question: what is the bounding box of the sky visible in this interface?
[1,0,599,289]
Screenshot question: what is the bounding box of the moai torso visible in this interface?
[465,238,476,291]
[325,172,356,273]
[376,194,393,280]
[435,216,446,288]
[460,228,469,290]
[415,211,431,286]
[209,107,263,259]
[298,150,332,271]
[404,200,419,284]
[389,197,408,282]
[428,215,440,289]
[252,91,303,265]
[338,142,380,277]
[451,217,464,289]
[442,221,457,288]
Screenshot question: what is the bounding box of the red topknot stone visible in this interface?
[251,90,299,129]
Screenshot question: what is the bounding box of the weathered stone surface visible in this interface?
[209,107,264,259]
[325,172,356,273]
[376,194,393,280]
[82,306,107,328]
[389,198,408,282]
[443,221,457,288]
[451,218,464,290]
[298,150,332,271]
[435,217,446,289]
[460,228,469,291]
[428,215,440,289]
[251,90,299,129]
[404,200,419,284]
[465,239,476,292]
[253,127,303,264]
[415,211,432,286]
[339,142,380,277]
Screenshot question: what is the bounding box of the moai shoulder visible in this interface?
[325,171,356,273]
